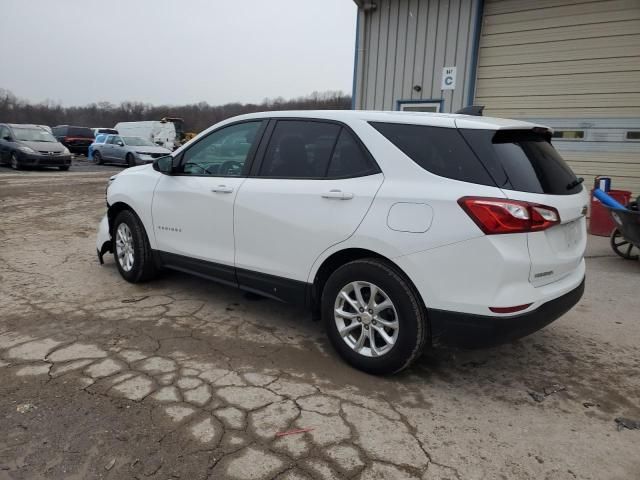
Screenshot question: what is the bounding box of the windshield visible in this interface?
[123,136,154,147]
[13,128,58,143]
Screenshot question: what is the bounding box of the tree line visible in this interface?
[0,89,351,133]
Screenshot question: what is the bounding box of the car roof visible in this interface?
[224,110,549,131]
[7,123,45,129]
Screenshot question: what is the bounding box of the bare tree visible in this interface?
[0,90,352,133]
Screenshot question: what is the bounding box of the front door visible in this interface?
[234,120,384,301]
[151,120,266,284]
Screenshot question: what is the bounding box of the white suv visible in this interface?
[97,111,588,374]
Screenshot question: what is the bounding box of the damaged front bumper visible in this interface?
[96,214,112,264]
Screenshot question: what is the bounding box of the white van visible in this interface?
[114,121,177,150]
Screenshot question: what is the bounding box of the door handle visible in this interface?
[322,189,354,200]
[211,185,234,194]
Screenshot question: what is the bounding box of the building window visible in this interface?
[626,131,640,141]
[397,101,441,113]
[552,130,585,140]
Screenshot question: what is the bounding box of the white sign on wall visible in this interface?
[441,66,456,90]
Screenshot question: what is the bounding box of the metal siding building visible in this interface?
[352,0,640,195]
[353,0,483,112]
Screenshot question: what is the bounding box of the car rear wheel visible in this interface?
[322,258,427,374]
[93,151,103,165]
[113,210,158,283]
[126,153,135,168]
[10,152,22,170]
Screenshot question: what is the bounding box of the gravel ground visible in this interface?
[0,170,639,480]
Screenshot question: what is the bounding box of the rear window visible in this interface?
[67,127,94,138]
[370,122,495,186]
[460,129,583,195]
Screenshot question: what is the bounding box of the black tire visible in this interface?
[58,165,70,171]
[94,151,103,165]
[10,152,22,170]
[112,210,158,283]
[126,153,136,168]
[610,228,639,260]
[322,258,427,375]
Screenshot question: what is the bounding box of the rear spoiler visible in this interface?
[456,105,484,116]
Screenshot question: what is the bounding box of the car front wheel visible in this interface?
[322,258,427,375]
[10,152,22,170]
[112,210,158,283]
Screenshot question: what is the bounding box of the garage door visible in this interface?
[475,0,640,196]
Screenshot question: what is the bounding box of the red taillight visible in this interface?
[458,197,560,235]
[489,303,532,314]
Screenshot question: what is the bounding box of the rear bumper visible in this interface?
[429,277,585,348]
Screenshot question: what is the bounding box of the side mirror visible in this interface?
[153,155,174,175]
[116,141,124,147]
[2,136,12,142]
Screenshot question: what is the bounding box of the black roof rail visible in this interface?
[455,105,485,116]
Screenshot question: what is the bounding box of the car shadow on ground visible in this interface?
[94,257,640,422]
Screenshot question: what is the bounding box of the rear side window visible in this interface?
[370,122,495,186]
[460,129,582,195]
[259,121,341,178]
[68,127,94,138]
[327,129,377,178]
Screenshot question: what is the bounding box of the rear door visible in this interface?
[460,128,589,286]
[101,135,115,160]
[110,136,126,163]
[234,119,383,300]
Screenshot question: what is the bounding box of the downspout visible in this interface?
[466,0,484,107]
[351,11,361,110]
[351,2,376,110]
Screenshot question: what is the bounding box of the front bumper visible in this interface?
[20,153,72,167]
[96,214,112,264]
[429,278,585,348]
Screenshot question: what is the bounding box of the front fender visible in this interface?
[106,165,161,249]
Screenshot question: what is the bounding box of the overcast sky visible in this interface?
[0,0,357,106]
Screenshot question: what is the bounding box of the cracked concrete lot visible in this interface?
[0,170,639,480]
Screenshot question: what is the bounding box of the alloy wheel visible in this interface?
[334,281,399,357]
[115,223,135,272]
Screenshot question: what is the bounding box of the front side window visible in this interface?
[0,126,9,139]
[106,135,116,145]
[181,121,263,176]
[259,121,341,178]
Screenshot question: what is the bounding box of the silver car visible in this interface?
[93,135,171,167]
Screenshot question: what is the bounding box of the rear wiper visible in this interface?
[567,177,584,190]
